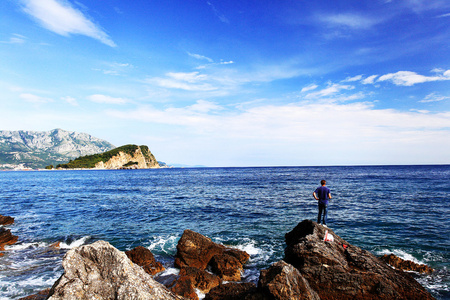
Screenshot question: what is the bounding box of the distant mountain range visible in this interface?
[0,129,116,170]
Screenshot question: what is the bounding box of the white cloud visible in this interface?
[21,0,116,47]
[107,101,450,165]
[362,75,378,85]
[378,70,450,86]
[20,93,53,104]
[87,94,128,104]
[301,84,318,93]
[62,96,78,106]
[343,75,363,82]
[305,83,354,99]
[153,72,217,91]
[1,34,27,44]
[420,93,450,103]
[188,52,213,63]
[207,1,229,24]
[318,13,381,30]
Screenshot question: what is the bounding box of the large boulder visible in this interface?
[47,240,181,300]
[258,260,320,300]
[284,220,435,300]
[381,253,434,274]
[204,282,262,300]
[125,245,165,275]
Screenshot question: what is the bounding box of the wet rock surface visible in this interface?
[381,253,434,274]
[0,214,14,225]
[125,245,165,275]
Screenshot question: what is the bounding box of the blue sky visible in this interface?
[1,0,449,166]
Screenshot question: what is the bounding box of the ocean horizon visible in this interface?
[1,165,449,299]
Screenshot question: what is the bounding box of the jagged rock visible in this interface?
[179,267,221,293]
[169,275,199,300]
[209,253,243,281]
[0,214,14,225]
[381,253,434,274]
[0,227,18,251]
[18,288,50,300]
[175,229,225,270]
[284,220,435,300]
[174,229,249,273]
[258,260,320,300]
[47,240,180,300]
[204,282,263,300]
[125,245,165,275]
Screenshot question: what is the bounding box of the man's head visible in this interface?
[321,180,326,186]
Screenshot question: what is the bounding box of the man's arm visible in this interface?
[328,193,332,199]
[313,192,319,200]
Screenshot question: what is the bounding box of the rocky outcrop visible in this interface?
[170,229,250,299]
[381,253,434,274]
[18,288,50,300]
[0,214,14,225]
[204,282,260,300]
[258,260,320,300]
[0,129,115,169]
[94,145,159,169]
[284,220,435,300]
[0,228,18,252]
[47,240,180,300]
[125,245,165,275]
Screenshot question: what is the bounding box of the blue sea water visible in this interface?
[0,165,449,299]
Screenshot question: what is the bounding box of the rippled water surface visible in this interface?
[1,166,449,299]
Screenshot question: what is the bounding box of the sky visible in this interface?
[0,0,449,167]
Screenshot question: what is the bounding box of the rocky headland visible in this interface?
[0,214,18,257]
[56,144,160,170]
[10,219,436,300]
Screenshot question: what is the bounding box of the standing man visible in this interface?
[313,180,332,227]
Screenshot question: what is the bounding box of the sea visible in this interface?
[0,165,449,299]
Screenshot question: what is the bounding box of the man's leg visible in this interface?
[322,205,328,225]
[317,204,323,224]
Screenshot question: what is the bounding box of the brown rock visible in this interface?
[0,214,14,225]
[205,282,263,300]
[125,245,165,275]
[258,260,320,300]
[284,219,435,300]
[170,275,198,300]
[209,253,243,281]
[381,253,434,274]
[18,288,50,300]
[0,227,18,251]
[179,267,221,293]
[49,241,61,249]
[174,229,225,270]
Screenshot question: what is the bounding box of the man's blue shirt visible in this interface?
[315,186,331,205]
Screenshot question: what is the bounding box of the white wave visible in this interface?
[4,241,49,251]
[196,288,206,300]
[236,240,262,256]
[60,236,90,249]
[147,235,179,255]
[376,249,422,265]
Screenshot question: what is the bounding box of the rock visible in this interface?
[169,275,199,300]
[0,227,18,251]
[284,220,435,300]
[175,229,225,270]
[18,288,50,300]
[49,241,61,249]
[381,253,434,274]
[179,267,221,294]
[204,282,263,300]
[0,214,14,225]
[47,240,180,300]
[174,229,249,274]
[258,260,320,300]
[209,253,243,281]
[125,245,165,275]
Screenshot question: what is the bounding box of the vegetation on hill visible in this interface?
[56,144,141,169]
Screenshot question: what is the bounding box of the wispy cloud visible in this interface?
[152,72,217,91]
[87,94,128,104]
[188,52,213,63]
[0,34,27,44]
[20,0,116,47]
[305,83,355,99]
[20,93,53,104]
[361,75,378,85]
[207,1,229,24]
[378,70,450,86]
[318,13,381,30]
[62,96,78,106]
[301,84,318,93]
[420,93,450,103]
